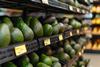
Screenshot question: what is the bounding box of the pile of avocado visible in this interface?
[0,16,66,48]
[72,56,90,67]
[1,37,87,67]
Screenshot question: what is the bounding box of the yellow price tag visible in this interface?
[78,52,82,56]
[69,6,73,11]
[59,34,63,41]
[44,38,50,46]
[70,32,73,36]
[42,0,48,4]
[15,44,27,56]
[82,10,85,13]
[77,30,80,34]
[77,8,80,12]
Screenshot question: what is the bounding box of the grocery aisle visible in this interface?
[84,53,100,67]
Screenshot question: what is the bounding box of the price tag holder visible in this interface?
[69,6,73,11]
[44,38,50,46]
[77,8,80,12]
[15,44,27,56]
[70,32,73,36]
[59,34,63,41]
[42,0,48,4]
[76,29,80,34]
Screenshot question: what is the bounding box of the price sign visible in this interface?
[59,34,63,41]
[70,32,73,36]
[77,30,80,34]
[42,0,48,4]
[82,10,85,13]
[78,52,82,56]
[77,8,80,12]
[69,6,73,11]
[44,38,50,46]
[83,46,86,49]
[15,44,27,56]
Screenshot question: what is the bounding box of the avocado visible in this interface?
[0,23,11,48]
[64,44,73,53]
[16,17,34,41]
[25,63,33,67]
[40,54,52,66]
[28,53,39,66]
[37,62,50,67]
[64,53,70,61]
[18,55,30,67]
[50,56,59,63]
[3,62,17,67]
[2,17,13,31]
[69,49,76,58]
[43,24,53,36]
[30,17,43,37]
[11,28,24,43]
[52,62,61,67]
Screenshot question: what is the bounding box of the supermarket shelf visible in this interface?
[92,34,100,39]
[0,29,84,64]
[0,0,89,14]
[85,49,100,54]
[0,40,39,64]
[67,54,80,67]
[91,24,100,27]
[0,0,45,12]
[91,1,100,5]
[61,54,80,67]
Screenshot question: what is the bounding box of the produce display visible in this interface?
[1,37,87,67]
[72,56,90,67]
[91,6,100,13]
[92,27,100,34]
[0,16,83,48]
[92,18,100,24]
[86,39,100,50]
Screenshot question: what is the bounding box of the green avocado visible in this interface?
[18,55,30,67]
[40,54,52,66]
[64,44,73,53]
[37,62,50,67]
[30,17,43,37]
[28,53,39,66]
[16,17,34,41]
[25,63,33,67]
[11,28,24,43]
[52,23,60,35]
[2,17,13,31]
[50,56,59,63]
[3,62,17,67]
[43,24,53,36]
[52,62,61,67]
[0,23,10,48]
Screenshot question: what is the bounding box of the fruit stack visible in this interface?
[1,37,87,67]
[72,56,90,67]
[0,16,82,48]
[86,39,100,50]
[92,27,100,35]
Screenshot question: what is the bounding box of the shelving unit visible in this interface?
[0,0,90,67]
[0,28,85,64]
[0,0,89,14]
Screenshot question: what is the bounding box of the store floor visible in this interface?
[84,53,100,67]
